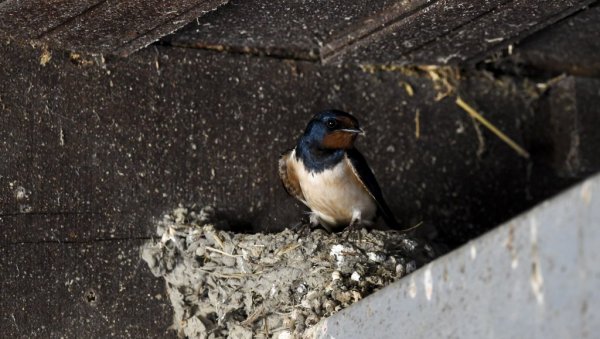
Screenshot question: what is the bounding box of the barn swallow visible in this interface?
[279,109,402,232]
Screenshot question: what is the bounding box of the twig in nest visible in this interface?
[276,243,301,256]
[470,115,486,159]
[205,228,225,250]
[197,268,248,279]
[402,81,414,97]
[205,246,242,258]
[456,97,530,158]
[419,66,458,101]
[536,73,567,93]
[401,220,424,233]
[263,317,270,337]
[241,305,265,326]
[414,109,421,139]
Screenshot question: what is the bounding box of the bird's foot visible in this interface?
[292,213,325,237]
[292,222,314,237]
[343,217,365,242]
[309,212,321,229]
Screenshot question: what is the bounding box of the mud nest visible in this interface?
[142,205,437,338]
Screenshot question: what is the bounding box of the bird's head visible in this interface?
[302,110,364,150]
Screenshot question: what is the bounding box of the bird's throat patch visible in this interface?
[322,131,356,149]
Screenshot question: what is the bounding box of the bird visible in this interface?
[279,109,402,232]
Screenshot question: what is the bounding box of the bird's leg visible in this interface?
[309,212,320,228]
[343,210,364,242]
[308,212,335,233]
[291,218,311,236]
[293,211,324,236]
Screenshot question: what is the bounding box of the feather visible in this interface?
[345,148,400,229]
[278,149,306,204]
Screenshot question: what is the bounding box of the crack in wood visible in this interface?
[36,0,109,39]
[320,0,434,60]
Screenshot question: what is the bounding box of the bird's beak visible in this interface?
[340,128,365,135]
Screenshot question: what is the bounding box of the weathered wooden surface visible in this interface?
[392,0,596,65]
[164,0,597,65]
[0,0,228,56]
[533,76,600,178]
[0,240,174,338]
[1,40,549,245]
[510,3,600,76]
[162,0,425,60]
[1,0,595,62]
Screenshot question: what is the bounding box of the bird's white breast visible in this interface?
[289,149,377,227]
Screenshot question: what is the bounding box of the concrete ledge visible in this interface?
[313,173,600,338]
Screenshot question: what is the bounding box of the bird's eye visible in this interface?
[326,120,337,129]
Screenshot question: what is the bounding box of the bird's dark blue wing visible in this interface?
[345,148,400,229]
